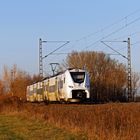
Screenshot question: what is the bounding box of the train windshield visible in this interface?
[70,72,85,83]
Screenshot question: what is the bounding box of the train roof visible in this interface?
[42,68,86,80]
[29,68,86,84]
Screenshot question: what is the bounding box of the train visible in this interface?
[26,68,90,103]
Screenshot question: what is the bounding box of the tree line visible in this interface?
[0,51,139,102]
[0,65,41,100]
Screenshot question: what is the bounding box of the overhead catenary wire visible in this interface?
[101,41,128,59]
[112,31,140,41]
[131,41,140,45]
[43,9,140,67]
[46,52,70,55]
[75,8,140,42]
[42,41,70,59]
[48,8,140,55]
[83,16,140,50]
[57,9,140,55]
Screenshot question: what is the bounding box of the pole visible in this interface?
[127,38,132,101]
[101,39,133,102]
[39,38,43,77]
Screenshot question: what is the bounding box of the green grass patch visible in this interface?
[0,115,86,140]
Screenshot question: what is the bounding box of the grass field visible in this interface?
[0,97,140,140]
[0,114,85,140]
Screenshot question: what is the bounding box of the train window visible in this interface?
[33,88,37,93]
[58,80,63,89]
[44,85,48,91]
[70,72,85,83]
[49,85,55,92]
[37,88,43,94]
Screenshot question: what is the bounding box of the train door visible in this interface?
[55,77,60,101]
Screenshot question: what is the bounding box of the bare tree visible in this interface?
[0,80,4,95]
[2,65,11,94]
[132,72,140,100]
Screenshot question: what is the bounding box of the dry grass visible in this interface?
[0,96,140,140]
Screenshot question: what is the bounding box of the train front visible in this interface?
[66,69,90,102]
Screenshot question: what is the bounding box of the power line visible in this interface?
[63,9,140,54]
[83,16,140,50]
[101,17,140,40]
[42,41,69,59]
[112,31,140,41]
[75,8,140,42]
[132,41,140,45]
[47,52,70,55]
[45,41,70,43]
[102,45,127,53]
[101,41,128,59]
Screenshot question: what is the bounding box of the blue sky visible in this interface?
[0,0,140,76]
